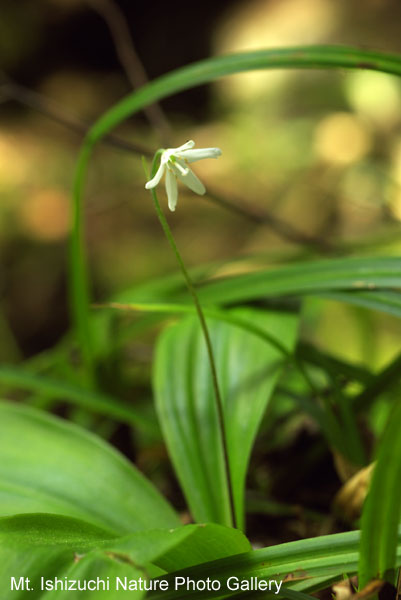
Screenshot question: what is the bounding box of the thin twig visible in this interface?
[86,0,171,145]
[0,80,153,156]
[206,186,333,253]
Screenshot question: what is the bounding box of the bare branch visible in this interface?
[1,79,153,156]
[205,186,333,253]
[86,0,171,145]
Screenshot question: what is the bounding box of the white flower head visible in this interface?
[145,140,222,211]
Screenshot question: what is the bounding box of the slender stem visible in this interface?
[2,80,152,156]
[86,0,171,145]
[146,154,237,529]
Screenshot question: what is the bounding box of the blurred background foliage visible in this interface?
[1,0,401,365]
[1,0,401,537]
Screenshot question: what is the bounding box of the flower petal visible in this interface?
[165,168,178,211]
[175,165,206,195]
[174,140,195,153]
[145,162,165,189]
[178,147,222,163]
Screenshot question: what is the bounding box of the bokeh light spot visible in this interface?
[19,189,70,241]
[314,112,371,165]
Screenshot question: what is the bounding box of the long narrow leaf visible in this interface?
[117,257,401,319]
[148,529,401,600]
[89,47,401,143]
[195,257,400,306]
[358,400,401,587]
[0,366,155,433]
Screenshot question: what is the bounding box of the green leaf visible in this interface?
[0,516,250,599]
[0,402,180,534]
[106,523,251,572]
[41,551,145,599]
[115,257,401,322]
[0,366,156,433]
[319,290,401,320]
[0,513,115,548]
[90,47,401,144]
[195,257,400,306]
[153,309,298,530]
[0,514,116,600]
[147,529,401,600]
[155,524,251,571]
[358,399,401,587]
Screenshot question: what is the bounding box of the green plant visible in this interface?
[1,45,401,599]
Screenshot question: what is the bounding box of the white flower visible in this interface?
[145,140,222,211]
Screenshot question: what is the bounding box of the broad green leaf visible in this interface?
[359,399,401,587]
[4,548,144,599]
[0,514,118,599]
[154,309,298,529]
[0,516,249,599]
[154,524,251,572]
[0,513,115,548]
[0,402,180,533]
[2,545,75,600]
[41,552,145,599]
[106,523,251,572]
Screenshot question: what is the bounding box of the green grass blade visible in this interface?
[196,257,400,305]
[358,400,401,587]
[319,290,401,319]
[147,529,401,600]
[0,365,156,434]
[116,257,400,313]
